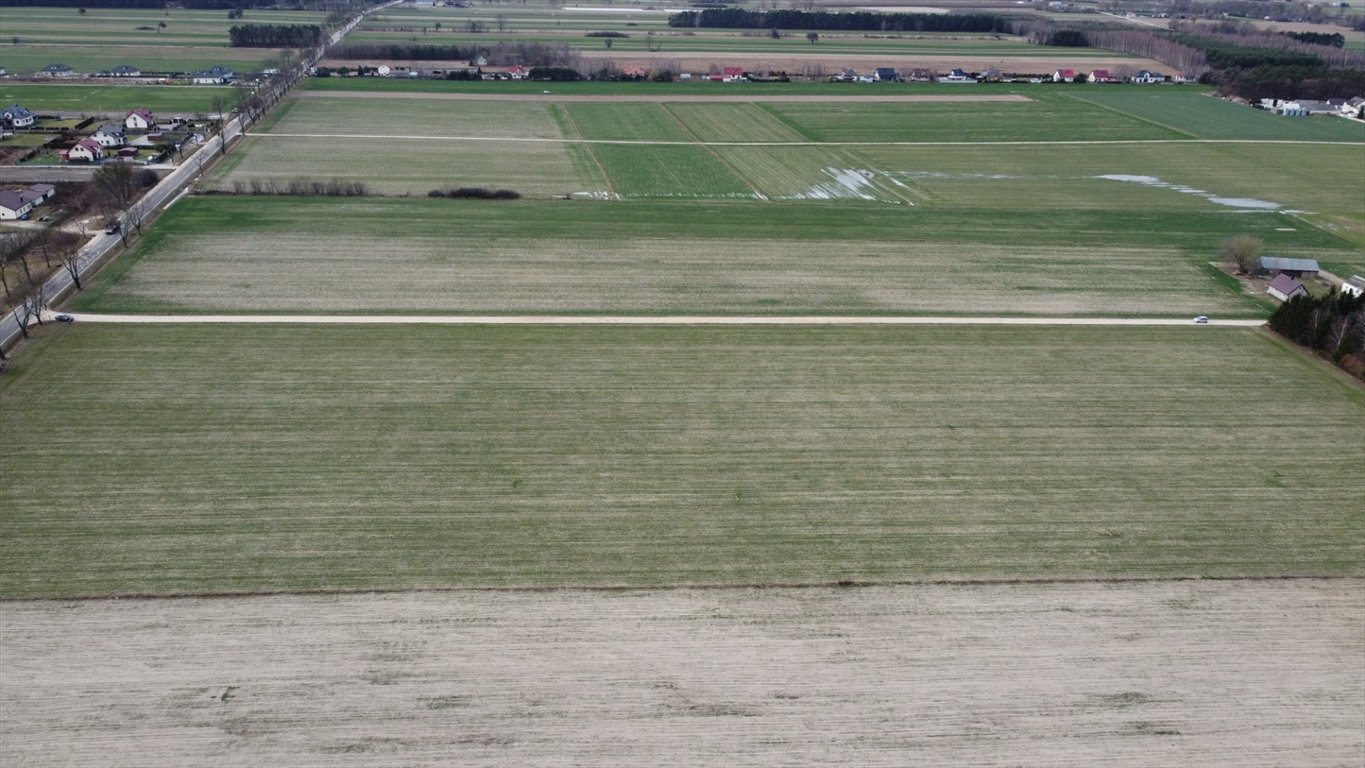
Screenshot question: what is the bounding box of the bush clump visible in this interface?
[427,187,521,200]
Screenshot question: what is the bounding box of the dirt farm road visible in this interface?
[56,313,1266,327]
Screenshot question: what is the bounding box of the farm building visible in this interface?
[1053,69,1076,82]
[92,124,125,147]
[192,66,235,85]
[111,64,142,77]
[1266,273,1309,302]
[1258,256,1320,278]
[125,109,155,130]
[64,138,104,163]
[1132,69,1165,83]
[1341,276,1365,297]
[41,63,74,77]
[1088,69,1113,83]
[2,103,36,129]
[0,184,55,220]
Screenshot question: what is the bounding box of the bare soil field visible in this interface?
[2,580,1361,767]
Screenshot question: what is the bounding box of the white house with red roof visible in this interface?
[125,108,155,131]
[722,66,745,82]
[1053,68,1076,82]
[505,65,527,79]
[1088,69,1113,83]
[64,138,104,163]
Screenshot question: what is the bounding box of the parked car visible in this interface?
[54,314,75,323]
[38,215,52,223]
[105,221,121,235]
[1194,315,1209,324]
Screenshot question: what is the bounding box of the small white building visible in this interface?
[1131,69,1165,84]
[1341,276,1365,298]
[1266,273,1309,302]
[1053,69,1076,83]
[125,108,155,130]
[92,124,126,147]
[192,66,235,85]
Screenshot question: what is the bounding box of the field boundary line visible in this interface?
[5,574,1359,603]
[1063,91,1200,140]
[247,132,1364,147]
[58,313,1267,326]
[658,102,767,198]
[555,103,618,199]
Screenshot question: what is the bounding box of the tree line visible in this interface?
[668,9,1010,34]
[1269,292,1365,377]
[229,23,322,48]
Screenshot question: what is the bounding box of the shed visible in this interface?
[1258,256,1320,278]
[1266,273,1308,302]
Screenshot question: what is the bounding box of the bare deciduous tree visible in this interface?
[1220,235,1264,275]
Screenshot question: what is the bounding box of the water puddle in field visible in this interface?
[787,168,907,203]
[1094,174,1281,209]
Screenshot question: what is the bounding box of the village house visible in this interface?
[1131,69,1165,84]
[1258,256,1320,278]
[1053,68,1076,82]
[0,184,57,220]
[1266,273,1309,302]
[874,67,899,82]
[92,123,126,147]
[64,137,104,163]
[722,66,746,82]
[908,68,936,82]
[942,68,975,83]
[125,108,155,131]
[1087,69,1113,83]
[505,65,527,80]
[191,66,235,85]
[41,63,75,77]
[2,103,36,129]
[111,64,142,77]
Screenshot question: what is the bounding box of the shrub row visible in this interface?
[229,178,369,196]
[427,187,521,200]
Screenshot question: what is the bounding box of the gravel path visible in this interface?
[58,313,1264,326]
[296,91,1034,103]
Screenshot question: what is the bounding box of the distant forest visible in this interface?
[229,23,322,47]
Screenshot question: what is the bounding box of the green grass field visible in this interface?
[0,83,235,114]
[73,196,1347,317]
[1,323,1360,599]
[0,6,323,75]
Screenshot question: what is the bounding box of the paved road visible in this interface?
[0,1,391,352]
[58,313,1267,327]
[0,123,242,350]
